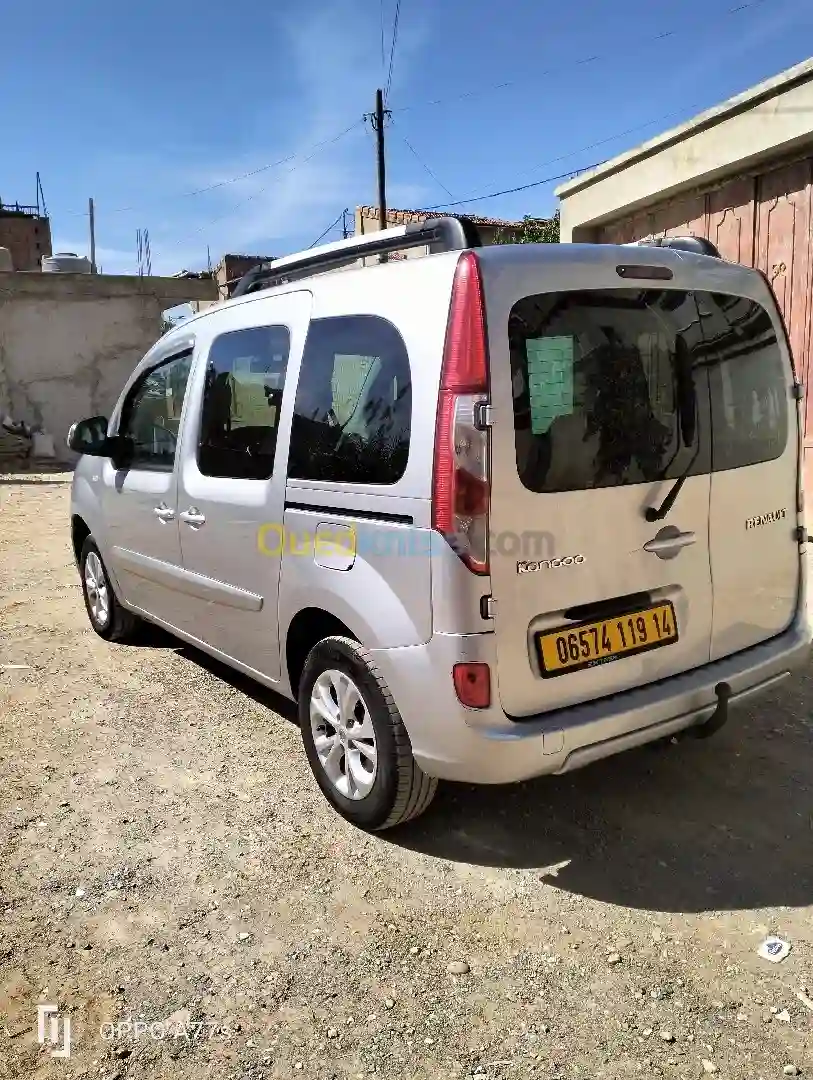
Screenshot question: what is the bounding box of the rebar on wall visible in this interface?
[136,229,152,277]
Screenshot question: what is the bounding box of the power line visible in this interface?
[151,122,362,265]
[422,163,601,212]
[54,0,767,225]
[308,209,349,248]
[390,0,769,113]
[384,0,402,102]
[60,120,363,219]
[380,0,387,75]
[402,137,456,201]
[419,97,717,211]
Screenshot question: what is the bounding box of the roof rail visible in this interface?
[231,215,483,297]
[625,235,721,259]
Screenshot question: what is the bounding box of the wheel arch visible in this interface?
[71,515,92,566]
[285,607,358,699]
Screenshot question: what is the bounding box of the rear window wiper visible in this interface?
[644,440,701,522]
[645,339,698,523]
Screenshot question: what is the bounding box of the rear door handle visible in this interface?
[180,507,206,527]
[644,531,696,554]
[153,503,175,522]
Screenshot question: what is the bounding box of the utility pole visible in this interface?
[88,197,97,273]
[372,89,389,232]
[368,89,391,261]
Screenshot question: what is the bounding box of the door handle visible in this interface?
[644,531,696,554]
[180,507,206,527]
[153,503,175,522]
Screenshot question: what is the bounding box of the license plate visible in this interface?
[536,601,678,678]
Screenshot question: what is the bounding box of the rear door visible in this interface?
[703,290,800,660]
[174,291,312,681]
[485,251,715,717]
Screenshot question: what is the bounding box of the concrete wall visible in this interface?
[0,272,216,460]
[0,212,52,271]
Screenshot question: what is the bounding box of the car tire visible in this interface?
[299,635,437,830]
[79,537,141,643]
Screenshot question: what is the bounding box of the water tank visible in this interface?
[0,247,12,271]
[41,252,92,274]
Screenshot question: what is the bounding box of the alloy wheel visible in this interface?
[84,551,110,629]
[309,669,378,800]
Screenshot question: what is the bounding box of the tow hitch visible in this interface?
[689,681,732,739]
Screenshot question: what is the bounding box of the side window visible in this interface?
[699,293,788,471]
[288,315,411,485]
[197,325,291,481]
[119,351,193,470]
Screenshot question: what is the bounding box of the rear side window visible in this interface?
[197,325,290,480]
[509,289,788,494]
[699,293,789,471]
[288,315,411,484]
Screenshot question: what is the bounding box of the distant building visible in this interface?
[354,206,532,258]
[0,199,52,271]
[188,252,274,313]
[190,209,537,315]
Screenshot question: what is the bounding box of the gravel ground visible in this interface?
[1,471,812,1080]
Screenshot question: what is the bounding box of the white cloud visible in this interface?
[53,2,432,277]
[141,2,428,274]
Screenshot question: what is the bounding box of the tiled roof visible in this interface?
[223,254,275,262]
[357,206,532,228]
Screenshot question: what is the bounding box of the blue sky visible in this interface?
[2,0,812,276]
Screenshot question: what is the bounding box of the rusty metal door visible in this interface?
[754,160,813,460]
[596,157,813,462]
[706,178,756,265]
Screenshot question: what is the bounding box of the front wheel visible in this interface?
[79,538,141,643]
[299,636,437,830]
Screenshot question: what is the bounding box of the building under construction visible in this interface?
[0,197,52,271]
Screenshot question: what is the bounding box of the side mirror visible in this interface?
[67,417,134,469]
[67,416,109,455]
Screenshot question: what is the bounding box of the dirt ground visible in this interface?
[1,472,812,1080]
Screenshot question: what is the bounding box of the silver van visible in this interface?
[68,217,811,830]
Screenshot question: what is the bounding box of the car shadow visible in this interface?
[0,478,71,486]
[134,620,813,914]
[0,461,72,479]
[138,624,299,726]
[384,674,813,915]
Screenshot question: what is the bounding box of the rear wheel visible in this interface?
[79,538,141,643]
[299,636,437,830]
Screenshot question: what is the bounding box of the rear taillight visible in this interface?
[432,251,490,575]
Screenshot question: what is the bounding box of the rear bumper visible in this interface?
[369,603,812,785]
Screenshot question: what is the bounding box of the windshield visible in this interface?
[509,289,788,494]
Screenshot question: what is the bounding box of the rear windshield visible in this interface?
[509,289,789,494]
